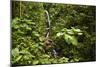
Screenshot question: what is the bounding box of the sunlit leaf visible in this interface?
[56,32,64,37]
[64,34,78,45]
[12,48,19,57]
[32,60,39,65]
[14,55,22,63]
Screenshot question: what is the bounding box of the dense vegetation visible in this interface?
[11,1,96,65]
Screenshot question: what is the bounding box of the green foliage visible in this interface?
[11,17,73,65]
[56,27,82,46]
[58,57,69,63]
[11,1,96,65]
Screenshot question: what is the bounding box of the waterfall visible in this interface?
[45,10,51,28]
[45,10,57,58]
[44,10,51,38]
[53,49,58,58]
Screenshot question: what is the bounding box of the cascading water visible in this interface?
[44,10,57,58]
[44,10,50,38]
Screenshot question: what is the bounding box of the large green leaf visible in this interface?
[64,34,78,46]
[56,32,64,37]
[32,31,40,37]
[12,48,19,57]
[15,55,22,62]
[32,60,39,65]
